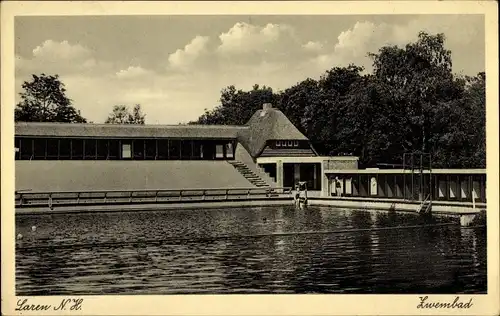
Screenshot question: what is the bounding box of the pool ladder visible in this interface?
[417,194,432,214]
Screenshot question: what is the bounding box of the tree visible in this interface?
[369,32,456,155]
[193,84,278,125]
[105,104,146,124]
[192,31,486,168]
[15,73,87,123]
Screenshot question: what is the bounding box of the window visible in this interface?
[108,140,120,159]
[15,137,21,160]
[46,139,59,160]
[133,140,144,160]
[33,138,46,159]
[122,143,132,159]
[215,144,224,158]
[226,143,234,159]
[294,140,299,147]
[20,138,33,160]
[169,140,180,159]
[72,139,84,159]
[276,140,281,147]
[157,139,168,159]
[145,140,156,160]
[96,140,108,160]
[181,140,192,159]
[59,139,71,159]
[192,141,202,159]
[288,140,293,147]
[84,139,96,159]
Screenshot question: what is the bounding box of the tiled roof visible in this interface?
[15,104,312,158]
[238,107,308,157]
[15,122,246,139]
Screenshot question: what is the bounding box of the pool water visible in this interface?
[15,206,487,295]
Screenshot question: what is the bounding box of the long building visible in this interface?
[15,103,486,204]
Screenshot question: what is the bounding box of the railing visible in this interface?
[15,187,293,209]
[417,193,432,214]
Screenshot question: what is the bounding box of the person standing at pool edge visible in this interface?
[335,177,342,197]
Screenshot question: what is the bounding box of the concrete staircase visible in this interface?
[228,160,270,188]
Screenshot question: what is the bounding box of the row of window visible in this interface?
[15,137,235,160]
[276,140,299,147]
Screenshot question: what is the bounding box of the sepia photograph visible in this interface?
[2,1,499,315]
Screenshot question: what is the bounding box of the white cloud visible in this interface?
[168,35,210,69]
[32,40,92,60]
[116,66,151,79]
[15,17,484,124]
[217,22,297,55]
[16,40,112,77]
[309,16,484,73]
[303,41,324,52]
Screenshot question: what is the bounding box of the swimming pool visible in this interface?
[15,206,487,294]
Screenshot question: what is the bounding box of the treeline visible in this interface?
[193,32,486,169]
[15,74,146,124]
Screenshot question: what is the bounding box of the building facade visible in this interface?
[15,103,486,202]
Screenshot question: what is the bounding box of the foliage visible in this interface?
[193,32,486,169]
[105,104,146,125]
[193,84,277,125]
[15,74,87,123]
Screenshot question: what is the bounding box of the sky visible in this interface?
[15,15,485,124]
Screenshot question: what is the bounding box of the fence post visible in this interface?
[19,193,23,206]
[225,189,229,200]
[247,189,250,199]
[77,192,80,204]
[155,191,158,203]
[48,193,53,209]
[202,190,206,201]
[104,192,107,203]
[179,190,182,201]
[129,191,133,203]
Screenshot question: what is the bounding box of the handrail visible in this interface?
[15,187,291,195]
[15,186,294,208]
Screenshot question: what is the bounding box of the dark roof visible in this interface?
[238,107,308,157]
[15,122,245,139]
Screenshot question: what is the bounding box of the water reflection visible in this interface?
[16,206,487,295]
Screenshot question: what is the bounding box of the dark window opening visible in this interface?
[33,138,46,159]
[72,139,84,160]
[108,140,120,159]
[192,141,202,159]
[145,140,156,160]
[203,143,215,160]
[84,139,96,159]
[97,139,108,160]
[283,163,295,188]
[133,139,144,160]
[20,138,33,160]
[157,139,168,159]
[46,138,59,160]
[169,140,180,159]
[181,140,192,160]
[59,139,71,159]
